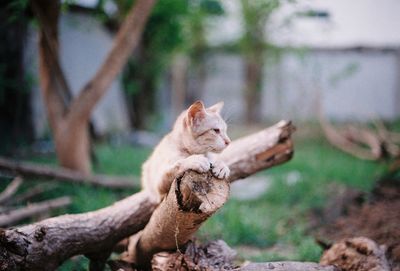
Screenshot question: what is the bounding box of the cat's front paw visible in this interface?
[183,155,211,173]
[211,160,230,179]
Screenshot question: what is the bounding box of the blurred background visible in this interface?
[1,0,399,270]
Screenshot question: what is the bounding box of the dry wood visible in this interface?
[0,122,294,271]
[125,171,230,268]
[113,239,337,271]
[320,118,377,160]
[320,237,390,271]
[0,191,156,271]
[221,120,294,182]
[237,262,339,271]
[0,196,71,227]
[124,121,295,268]
[320,115,400,162]
[0,177,22,204]
[0,156,138,189]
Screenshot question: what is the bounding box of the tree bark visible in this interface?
[126,171,230,268]
[238,262,339,271]
[0,191,155,271]
[243,52,263,123]
[0,122,294,270]
[124,121,295,268]
[32,0,156,173]
[0,156,138,189]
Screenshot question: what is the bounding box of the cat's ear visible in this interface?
[187,100,206,125]
[208,101,224,114]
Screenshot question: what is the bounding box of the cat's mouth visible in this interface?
[211,147,225,153]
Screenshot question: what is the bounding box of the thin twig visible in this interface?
[4,184,58,206]
[0,196,71,227]
[0,176,23,204]
[0,157,138,189]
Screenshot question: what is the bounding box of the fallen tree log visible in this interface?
[125,171,230,268]
[126,120,295,268]
[0,157,138,189]
[320,237,390,271]
[238,262,339,271]
[0,121,294,271]
[112,239,338,271]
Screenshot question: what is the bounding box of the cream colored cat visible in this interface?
[141,101,231,202]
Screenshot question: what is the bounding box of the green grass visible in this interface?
[5,135,388,269]
[198,136,387,262]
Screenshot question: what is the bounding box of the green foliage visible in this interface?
[6,0,29,23]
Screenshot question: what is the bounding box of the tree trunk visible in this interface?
[0,122,294,271]
[243,51,263,123]
[32,0,156,173]
[54,119,91,174]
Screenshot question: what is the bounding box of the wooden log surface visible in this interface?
[0,121,295,271]
[237,262,339,271]
[125,171,230,268]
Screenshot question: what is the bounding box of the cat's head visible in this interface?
[182,100,231,154]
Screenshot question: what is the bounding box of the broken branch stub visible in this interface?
[220,120,295,182]
[126,171,229,268]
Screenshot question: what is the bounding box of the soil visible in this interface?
[315,176,400,271]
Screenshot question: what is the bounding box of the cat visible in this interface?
[141,100,231,202]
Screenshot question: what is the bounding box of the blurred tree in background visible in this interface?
[239,0,282,123]
[28,0,155,173]
[103,0,224,129]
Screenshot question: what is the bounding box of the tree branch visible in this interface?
[30,0,66,128]
[0,177,23,204]
[67,0,157,124]
[0,157,138,189]
[4,184,57,206]
[0,196,71,227]
[0,122,294,270]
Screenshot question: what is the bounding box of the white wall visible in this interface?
[202,49,400,122]
[208,0,400,48]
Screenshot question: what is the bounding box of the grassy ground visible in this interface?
[199,136,387,262]
[2,128,390,270]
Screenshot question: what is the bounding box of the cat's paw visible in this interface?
[211,160,230,179]
[183,155,211,173]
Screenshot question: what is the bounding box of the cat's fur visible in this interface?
[141,101,231,202]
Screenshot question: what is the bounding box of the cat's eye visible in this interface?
[213,128,220,134]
